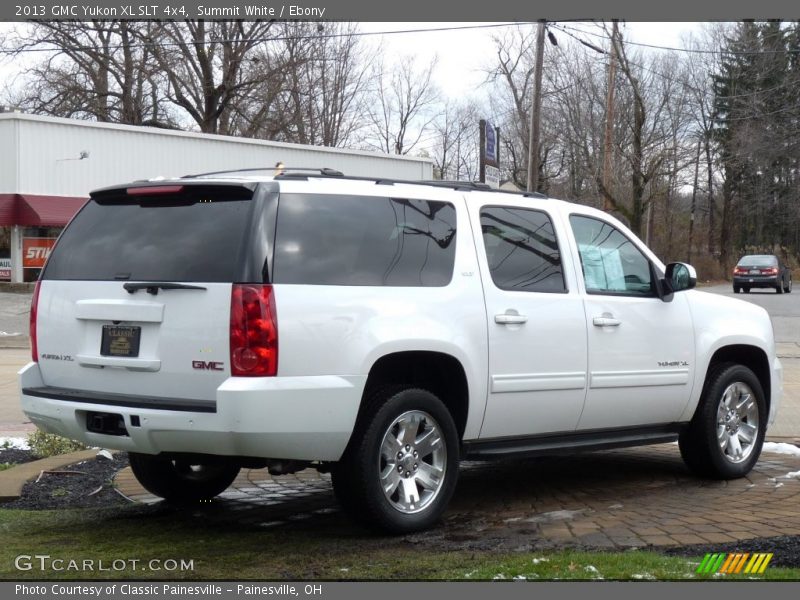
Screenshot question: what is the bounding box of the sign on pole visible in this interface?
[479,119,501,189]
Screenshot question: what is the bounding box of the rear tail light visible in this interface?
[230,284,278,376]
[763,268,778,275]
[30,280,41,362]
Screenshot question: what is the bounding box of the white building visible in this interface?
[0,112,433,283]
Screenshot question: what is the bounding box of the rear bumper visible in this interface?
[18,362,364,462]
[733,275,779,288]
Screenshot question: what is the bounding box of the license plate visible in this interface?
[101,325,141,357]
[749,269,760,275]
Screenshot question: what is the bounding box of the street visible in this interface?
[702,283,800,345]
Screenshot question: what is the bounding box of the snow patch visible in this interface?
[96,449,114,461]
[762,442,800,457]
[531,557,549,564]
[585,565,604,579]
[0,437,29,450]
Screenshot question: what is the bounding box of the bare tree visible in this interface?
[285,22,371,146]
[429,100,480,180]
[5,21,173,126]
[365,55,441,155]
[683,25,726,258]
[485,27,536,188]
[142,20,276,134]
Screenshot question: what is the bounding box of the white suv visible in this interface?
[20,169,782,533]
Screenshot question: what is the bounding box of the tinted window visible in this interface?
[738,255,778,266]
[43,194,255,282]
[570,215,654,296]
[480,207,565,293]
[273,194,456,286]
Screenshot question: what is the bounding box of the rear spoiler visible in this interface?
[90,182,258,202]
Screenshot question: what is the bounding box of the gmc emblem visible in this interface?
[192,360,224,371]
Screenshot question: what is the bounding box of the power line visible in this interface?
[551,23,800,104]
[0,22,534,55]
[556,22,800,56]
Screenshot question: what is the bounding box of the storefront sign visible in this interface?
[22,238,57,269]
[0,258,10,280]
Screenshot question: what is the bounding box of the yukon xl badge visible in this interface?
[192,360,224,371]
[658,361,689,367]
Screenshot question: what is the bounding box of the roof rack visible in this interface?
[180,166,549,199]
[181,167,344,179]
[416,180,548,198]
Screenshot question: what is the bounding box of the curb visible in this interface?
[0,449,98,502]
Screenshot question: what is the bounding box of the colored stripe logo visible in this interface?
[696,553,773,574]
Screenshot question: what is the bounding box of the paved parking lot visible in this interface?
[114,444,800,549]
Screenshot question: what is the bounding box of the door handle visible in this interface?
[495,313,528,325]
[593,316,621,327]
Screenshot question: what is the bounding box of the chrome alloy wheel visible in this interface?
[716,382,760,464]
[379,410,447,514]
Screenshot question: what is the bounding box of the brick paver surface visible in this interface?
[115,443,800,549]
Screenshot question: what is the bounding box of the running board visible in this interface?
[462,424,683,460]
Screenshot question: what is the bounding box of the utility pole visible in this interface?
[602,20,619,211]
[527,20,546,193]
[688,136,702,264]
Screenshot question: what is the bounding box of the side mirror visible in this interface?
[665,262,697,293]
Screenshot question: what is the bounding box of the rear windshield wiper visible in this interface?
[123,282,207,295]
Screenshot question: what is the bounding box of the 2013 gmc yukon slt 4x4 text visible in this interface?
[20,170,782,533]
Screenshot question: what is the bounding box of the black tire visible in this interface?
[733,286,740,294]
[743,287,750,293]
[679,363,766,479]
[332,387,459,534]
[129,453,240,503]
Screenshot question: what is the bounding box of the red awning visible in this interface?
[0,194,87,227]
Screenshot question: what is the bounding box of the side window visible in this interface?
[480,206,566,293]
[273,194,456,287]
[569,215,654,296]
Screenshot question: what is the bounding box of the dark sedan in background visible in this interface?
[733,254,792,294]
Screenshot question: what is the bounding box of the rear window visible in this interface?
[738,255,777,266]
[43,190,256,282]
[273,194,456,286]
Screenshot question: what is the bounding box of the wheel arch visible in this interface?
[350,351,470,444]
[698,345,771,419]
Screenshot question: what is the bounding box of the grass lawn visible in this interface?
[1,505,799,580]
